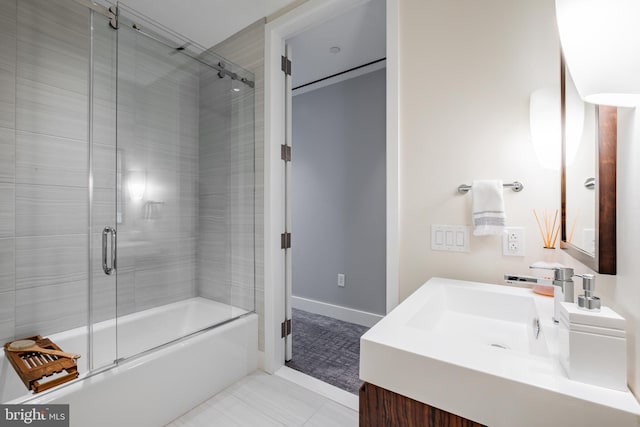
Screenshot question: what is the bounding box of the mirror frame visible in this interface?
[560,56,617,274]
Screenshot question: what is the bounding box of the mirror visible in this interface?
[561,56,617,274]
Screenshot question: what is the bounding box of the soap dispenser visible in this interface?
[558,274,627,391]
[576,274,600,311]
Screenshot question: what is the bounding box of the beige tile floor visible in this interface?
[166,371,359,427]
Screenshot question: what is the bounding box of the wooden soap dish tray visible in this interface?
[3,335,79,393]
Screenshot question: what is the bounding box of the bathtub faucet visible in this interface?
[504,266,575,323]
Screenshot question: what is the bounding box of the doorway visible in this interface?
[265,0,394,398]
[264,0,400,380]
[285,4,388,389]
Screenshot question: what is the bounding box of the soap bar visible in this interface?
[558,302,627,391]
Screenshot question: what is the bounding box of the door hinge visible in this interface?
[281,55,292,76]
[281,232,291,249]
[108,6,118,29]
[281,144,291,162]
[281,318,292,338]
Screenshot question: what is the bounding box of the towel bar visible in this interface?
[457,181,523,194]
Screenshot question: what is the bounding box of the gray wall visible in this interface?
[0,0,254,346]
[208,19,266,349]
[0,0,92,344]
[292,69,386,315]
[115,23,201,316]
[197,60,256,313]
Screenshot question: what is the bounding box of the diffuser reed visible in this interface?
[533,209,561,249]
[567,211,579,244]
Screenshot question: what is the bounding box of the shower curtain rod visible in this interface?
[70,0,255,88]
[129,24,255,88]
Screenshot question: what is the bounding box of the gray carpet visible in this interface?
[285,308,370,394]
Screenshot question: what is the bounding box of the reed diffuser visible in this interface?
[567,211,579,244]
[533,209,561,249]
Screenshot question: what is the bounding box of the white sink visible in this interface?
[407,284,549,357]
[360,278,640,427]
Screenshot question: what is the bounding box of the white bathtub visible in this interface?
[1,297,258,427]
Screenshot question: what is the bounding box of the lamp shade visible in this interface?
[556,0,640,107]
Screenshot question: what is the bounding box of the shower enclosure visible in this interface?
[0,0,255,403]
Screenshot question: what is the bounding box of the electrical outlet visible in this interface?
[337,273,345,288]
[503,227,525,256]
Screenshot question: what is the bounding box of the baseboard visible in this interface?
[291,296,383,328]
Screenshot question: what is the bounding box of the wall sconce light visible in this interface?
[530,85,583,170]
[127,170,146,200]
[556,0,640,107]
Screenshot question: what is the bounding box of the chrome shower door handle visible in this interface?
[102,226,116,275]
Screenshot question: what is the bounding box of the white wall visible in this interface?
[398,0,640,400]
[398,0,561,299]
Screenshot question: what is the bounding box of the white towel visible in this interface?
[471,180,505,236]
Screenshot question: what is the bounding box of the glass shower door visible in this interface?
[112,4,256,362]
[89,7,119,370]
[0,0,119,403]
[113,8,220,360]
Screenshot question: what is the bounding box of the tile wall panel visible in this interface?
[15,78,87,141]
[197,73,232,303]
[0,0,16,346]
[15,184,87,237]
[205,19,264,349]
[0,127,15,183]
[0,183,14,238]
[15,131,87,187]
[0,0,256,348]
[0,290,15,345]
[14,279,87,338]
[7,0,90,338]
[116,26,200,315]
[0,238,15,293]
[0,0,16,131]
[15,234,87,290]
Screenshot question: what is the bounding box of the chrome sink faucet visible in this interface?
[504,266,575,323]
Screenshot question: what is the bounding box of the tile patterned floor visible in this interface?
[285,309,369,394]
[166,371,359,427]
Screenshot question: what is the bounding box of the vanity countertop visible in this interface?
[359,277,640,427]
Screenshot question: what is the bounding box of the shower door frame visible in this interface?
[87,4,119,373]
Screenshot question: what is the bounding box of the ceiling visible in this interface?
[287,0,386,87]
[115,0,386,87]
[119,0,296,48]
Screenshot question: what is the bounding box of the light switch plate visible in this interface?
[431,225,471,252]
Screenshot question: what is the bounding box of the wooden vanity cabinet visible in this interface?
[359,382,486,427]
